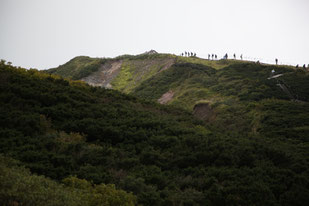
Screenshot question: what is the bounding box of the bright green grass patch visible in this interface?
[111,61,134,92]
[111,58,175,93]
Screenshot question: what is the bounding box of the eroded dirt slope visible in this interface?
[81,60,123,88]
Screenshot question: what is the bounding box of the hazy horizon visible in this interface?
[1,0,309,70]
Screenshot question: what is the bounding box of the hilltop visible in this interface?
[47,53,304,108]
[47,52,309,134]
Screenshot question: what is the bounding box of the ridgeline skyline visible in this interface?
[1,0,308,69]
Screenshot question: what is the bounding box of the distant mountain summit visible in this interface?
[143,49,158,55]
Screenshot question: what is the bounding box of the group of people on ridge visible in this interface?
[179,52,307,68]
[276,58,307,69]
[209,53,243,60]
[295,64,307,69]
[181,52,196,57]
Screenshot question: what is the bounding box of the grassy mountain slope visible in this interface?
[48,56,106,80]
[111,54,176,93]
[125,58,309,135]
[46,52,309,147]
[132,61,302,107]
[46,53,309,138]
[45,54,240,93]
[2,62,309,205]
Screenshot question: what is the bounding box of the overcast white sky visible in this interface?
[1,0,308,69]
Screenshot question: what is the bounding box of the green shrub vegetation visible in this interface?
[1,60,309,205]
[0,155,136,206]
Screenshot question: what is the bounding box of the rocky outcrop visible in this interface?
[143,50,158,55]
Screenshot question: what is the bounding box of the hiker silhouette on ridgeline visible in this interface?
[240,54,243,60]
[275,58,278,65]
[296,64,299,68]
[181,53,184,57]
[233,53,236,59]
[185,51,187,57]
[208,54,210,60]
[191,52,193,56]
[215,54,217,59]
[194,53,196,57]
[303,64,306,69]
[212,54,214,60]
[224,53,228,59]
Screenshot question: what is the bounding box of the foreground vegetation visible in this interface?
[0,155,136,206]
[1,60,309,205]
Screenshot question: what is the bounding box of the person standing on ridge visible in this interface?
[240,54,243,60]
[233,54,236,59]
[212,54,214,60]
[275,58,278,65]
[215,54,217,59]
[208,54,210,60]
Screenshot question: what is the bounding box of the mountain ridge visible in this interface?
[46,53,309,134]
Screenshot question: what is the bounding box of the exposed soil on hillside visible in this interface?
[158,90,174,104]
[193,103,216,122]
[159,58,175,72]
[81,60,123,88]
[82,57,175,90]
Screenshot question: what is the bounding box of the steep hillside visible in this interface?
[2,62,309,205]
[47,53,309,135]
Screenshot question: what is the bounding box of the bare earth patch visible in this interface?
[81,60,123,88]
[159,58,175,72]
[158,90,174,104]
[193,103,216,122]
